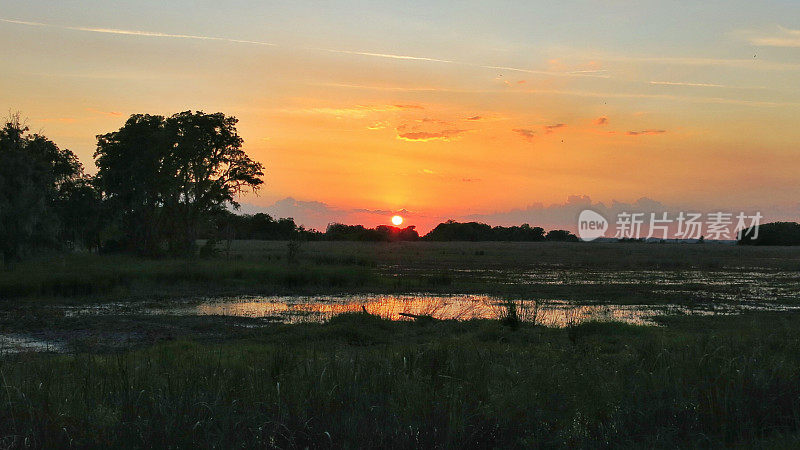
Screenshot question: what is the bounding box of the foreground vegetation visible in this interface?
[3,312,800,447]
[2,242,800,447]
[2,241,799,303]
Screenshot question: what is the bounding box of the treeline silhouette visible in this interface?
[1,111,263,261]
[4,110,797,262]
[204,213,579,242]
[738,222,800,246]
[423,220,578,242]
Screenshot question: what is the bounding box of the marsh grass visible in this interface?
[0,254,379,299]
[2,313,800,447]
[2,242,799,305]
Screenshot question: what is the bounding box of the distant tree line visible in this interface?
[738,222,800,246]
[423,220,578,242]
[203,215,580,243]
[0,104,584,263]
[10,109,796,263]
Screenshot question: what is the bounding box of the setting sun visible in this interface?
[391,215,403,226]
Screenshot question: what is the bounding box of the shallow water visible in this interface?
[393,267,800,303]
[143,294,800,327]
[0,334,63,354]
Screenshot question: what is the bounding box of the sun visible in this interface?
[391,215,403,226]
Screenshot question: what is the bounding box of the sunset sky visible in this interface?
[2,1,799,231]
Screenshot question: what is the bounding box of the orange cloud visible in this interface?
[466,115,482,121]
[512,128,536,141]
[296,104,424,119]
[626,129,666,136]
[544,123,567,134]
[397,129,469,142]
[86,107,122,117]
[367,121,388,130]
[594,116,608,126]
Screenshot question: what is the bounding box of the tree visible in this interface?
[545,229,579,242]
[55,175,104,251]
[738,222,800,246]
[163,111,264,252]
[94,111,264,254]
[0,114,83,262]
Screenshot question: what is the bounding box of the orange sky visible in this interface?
[1,2,799,231]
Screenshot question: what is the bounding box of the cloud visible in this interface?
[366,121,388,130]
[239,196,798,236]
[238,197,442,232]
[396,119,470,142]
[466,115,483,121]
[626,129,666,136]
[0,17,615,80]
[571,50,800,71]
[314,82,800,108]
[650,81,726,88]
[39,117,77,124]
[86,107,122,117]
[0,17,278,46]
[594,116,608,126]
[397,128,468,142]
[544,123,566,134]
[293,104,423,119]
[747,26,800,47]
[512,128,536,141]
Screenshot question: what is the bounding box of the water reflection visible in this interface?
[146,294,799,327]
[0,334,63,354]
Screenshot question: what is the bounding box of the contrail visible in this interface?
[309,46,454,64]
[1,17,603,78]
[0,18,278,46]
[650,81,725,88]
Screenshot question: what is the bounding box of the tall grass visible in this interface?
[0,254,378,299]
[2,313,800,447]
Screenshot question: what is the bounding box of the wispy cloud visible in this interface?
[573,50,800,71]
[747,26,800,48]
[290,104,423,119]
[366,121,388,130]
[626,129,666,136]
[594,116,608,126]
[309,46,453,63]
[0,18,278,46]
[544,123,566,134]
[650,81,726,88]
[512,128,536,141]
[0,17,612,79]
[313,82,800,108]
[86,107,122,117]
[396,126,469,142]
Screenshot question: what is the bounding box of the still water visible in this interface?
[143,293,799,327]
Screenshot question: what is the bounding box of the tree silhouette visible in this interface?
[0,113,83,262]
[94,111,264,254]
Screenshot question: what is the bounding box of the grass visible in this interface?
[3,312,800,447]
[2,241,799,305]
[2,241,800,447]
[0,254,379,300]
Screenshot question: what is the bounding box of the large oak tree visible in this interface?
[94,111,264,254]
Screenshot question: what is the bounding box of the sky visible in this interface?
[2,1,799,232]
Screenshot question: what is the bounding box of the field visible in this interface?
[2,241,800,447]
